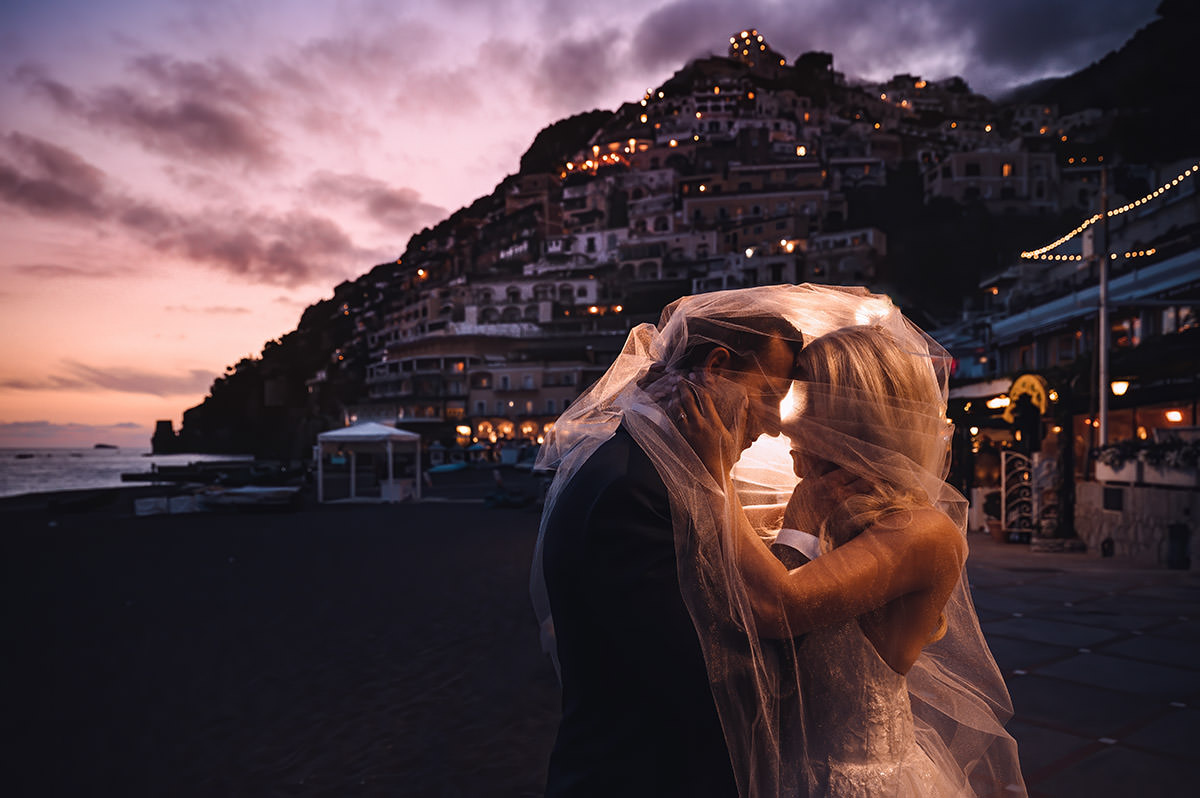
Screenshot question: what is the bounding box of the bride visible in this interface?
[675,311,1025,796]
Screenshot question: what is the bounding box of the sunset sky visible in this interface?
[0,0,1162,449]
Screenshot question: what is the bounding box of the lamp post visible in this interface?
[1097,165,1110,446]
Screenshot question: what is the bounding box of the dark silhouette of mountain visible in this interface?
[519,110,615,175]
[1003,0,1196,161]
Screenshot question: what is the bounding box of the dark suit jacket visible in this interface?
[540,425,738,797]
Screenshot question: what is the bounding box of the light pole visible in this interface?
[1097,165,1110,446]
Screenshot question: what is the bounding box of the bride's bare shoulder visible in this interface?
[905,507,967,567]
[869,507,966,568]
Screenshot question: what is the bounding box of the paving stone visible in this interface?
[1048,574,1148,594]
[1120,707,1200,758]
[1097,635,1200,669]
[990,583,1099,606]
[972,593,1051,615]
[1031,744,1190,798]
[1006,675,1152,737]
[1006,720,1093,776]
[982,617,1123,648]
[1035,606,1167,631]
[962,539,1197,794]
[985,636,1074,671]
[1035,653,1199,699]
[1125,584,1200,605]
[1142,619,1200,640]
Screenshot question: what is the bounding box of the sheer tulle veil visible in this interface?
[531,283,1026,797]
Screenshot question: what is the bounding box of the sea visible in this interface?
[0,447,253,499]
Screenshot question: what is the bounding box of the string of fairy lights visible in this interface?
[1020,161,1199,261]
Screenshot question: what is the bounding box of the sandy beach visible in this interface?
[4,470,560,797]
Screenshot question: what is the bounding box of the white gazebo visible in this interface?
[316,422,422,503]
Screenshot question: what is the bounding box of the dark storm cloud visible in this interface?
[0,133,107,219]
[15,55,281,168]
[628,0,747,73]
[935,0,1158,89]
[627,0,1160,95]
[307,171,447,233]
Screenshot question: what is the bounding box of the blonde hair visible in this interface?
[790,325,949,548]
[792,325,952,642]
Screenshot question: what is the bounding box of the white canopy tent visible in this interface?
[316,422,422,503]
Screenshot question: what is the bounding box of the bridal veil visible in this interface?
[532,284,1025,797]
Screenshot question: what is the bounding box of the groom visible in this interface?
[538,304,803,797]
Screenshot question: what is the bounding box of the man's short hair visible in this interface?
[675,313,804,373]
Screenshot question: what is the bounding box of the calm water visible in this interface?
[0,448,253,498]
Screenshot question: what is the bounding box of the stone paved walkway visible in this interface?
[967,536,1200,798]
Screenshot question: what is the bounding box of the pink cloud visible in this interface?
[0,132,108,218]
[306,171,447,233]
[16,57,281,169]
[0,361,217,398]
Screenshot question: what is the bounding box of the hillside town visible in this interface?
[160,27,1198,561]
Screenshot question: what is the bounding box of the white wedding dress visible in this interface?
[795,618,966,797]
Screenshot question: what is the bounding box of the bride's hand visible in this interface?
[675,375,745,480]
[783,467,870,529]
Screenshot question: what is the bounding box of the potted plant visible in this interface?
[1141,435,1200,487]
[1093,435,1200,486]
[982,490,1005,543]
[1093,439,1142,482]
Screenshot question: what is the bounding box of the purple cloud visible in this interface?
[59,360,216,397]
[533,32,622,109]
[16,55,281,168]
[143,207,374,286]
[12,263,127,279]
[162,304,252,315]
[0,420,153,449]
[625,0,1160,96]
[0,133,379,287]
[307,171,447,233]
[0,362,213,397]
[0,132,108,218]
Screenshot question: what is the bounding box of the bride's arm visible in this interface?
[726,501,966,638]
[677,377,966,638]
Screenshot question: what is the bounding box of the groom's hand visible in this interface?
[675,374,746,481]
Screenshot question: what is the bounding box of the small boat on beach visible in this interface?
[121,460,305,487]
[428,462,468,474]
[199,485,302,511]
